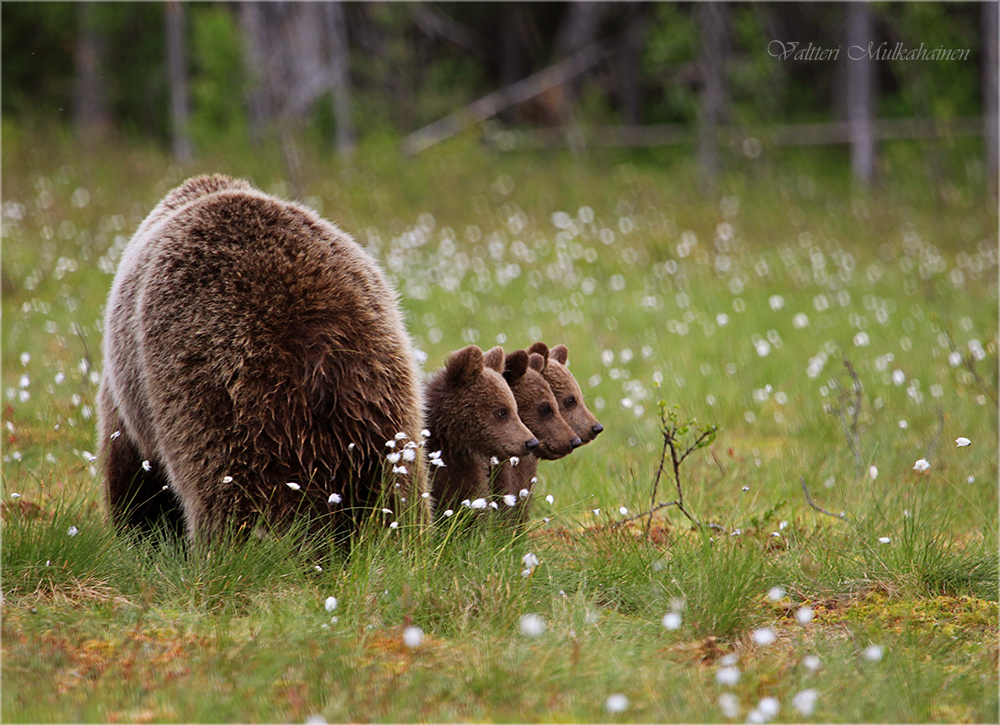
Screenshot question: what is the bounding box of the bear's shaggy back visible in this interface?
[98,174,426,541]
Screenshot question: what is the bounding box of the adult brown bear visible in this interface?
[98,174,426,542]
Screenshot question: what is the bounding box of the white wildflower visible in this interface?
[401,447,416,462]
[403,626,424,649]
[767,586,785,602]
[324,596,338,612]
[715,666,741,686]
[757,696,780,720]
[718,692,740,719]
[490,456,499,466]
[545,494,554,504]
[443,509,454,517]
[796,607,814,624]
[386,452,401,464]
[605,694,629,714]
[286,482,301,491]
[519,613,546,637]
[67,526,79,537]
[421,429,431,438]
[868,465,878,480]
[792,689,818,716]
[878,536,891,544]
[142,460,152,472]
[913,458,930,472]
[509,456,520,467]
[863,644,884,662]
[802,654,821,672]
[956,437,971,447]
[661,612,682,630]
[522,552,539,570]
[752,627,776,646]
[222,475,233,483]
[392,465,408,475]
[470,498,487,509]
[519,488,530,499]
[328,493,342,505]
[503,494,517,507]
[389,521,399,530]
[619,506,628,516]
[381,508,393,515]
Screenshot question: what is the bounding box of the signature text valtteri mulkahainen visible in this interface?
[768,41,971,62]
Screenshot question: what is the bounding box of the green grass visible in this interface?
[2,123,997,722]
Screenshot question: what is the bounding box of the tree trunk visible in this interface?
[75,2,111,146]
[239,2,271,142]
[619,4,644,126]
[698,2,728,189]
[553,1,607,127]
[846,1,877,186]
[984,1,998,190]
[325,1,355,157]
[166,0,193,162]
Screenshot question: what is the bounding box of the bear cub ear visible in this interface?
[446,345,485,385]
[528,341,549,360]
[527,352,547,373]
[502,349,530,385]
[549,344,569,365]
[483,346,506,373]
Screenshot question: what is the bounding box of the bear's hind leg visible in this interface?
[99,393,184,537]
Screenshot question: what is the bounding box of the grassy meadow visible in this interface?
[2,122,998,723]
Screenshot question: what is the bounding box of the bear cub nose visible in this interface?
[525,437,540,451]
[591,423,604,436]
[570,436,584,448]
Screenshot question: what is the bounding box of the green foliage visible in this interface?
[188,5,248,150]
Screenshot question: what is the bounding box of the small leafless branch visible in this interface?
[828,353,864,471]
[800,476,847,521]
[944,328,999,407]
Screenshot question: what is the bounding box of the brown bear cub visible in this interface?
[492,344,581,519]
[425,345,539,514]
[529,342,604,445]
[98,174,426,543]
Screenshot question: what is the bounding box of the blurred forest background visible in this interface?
[3,1,997,192]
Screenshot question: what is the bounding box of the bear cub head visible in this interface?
[503,344,581,460]
[529,342,604,445]
[426,345,539,463]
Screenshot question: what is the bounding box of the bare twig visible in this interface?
[828,353,864,471]
[800,476,847,521]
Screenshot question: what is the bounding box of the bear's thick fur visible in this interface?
[492,344,581,518]
[425,345,538,513]
[98,174,426,542]
[529,342,603,445]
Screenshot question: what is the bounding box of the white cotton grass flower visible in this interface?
[386,452,401,464]
[142,460,152,472]
[385,440,396,449]
[913,458,930,472]
[489,501,499,510]
[471,498,487,510]
[403,626,424,649]
[796,606,815,624]
[443,509,454,517]
[286,481,301,491]
[421,429,431,438]
[222,475,233,483]
[767,586,786,602]
[718,692,740,719]
[868,465,878,480]
[509,456,520,467]
[863,644,884,662]
[81,451,97,463]
[503,494,517,507]
[792,689,819,716]
[461,499,471,508]
[752,627,776,646]
[389,521,399,530]
[305,715,327,725]
[878,536,891,544]
[519,613,546,637]
[490,456,499,466]
[10,493,20,500]
[802,654,821,672]
[381,508,393,515]
[519,488,530,500]
[619,506,628,516]
[715,665,741,687]
[392,465,408,475]
[328,493,342,505]
[756,696,780,720]
[522,552,540,570]
[394,431,408,441]
[604,694,629,714]
[956,437,971,447]
[402,447,416,462]
[67,526,79,537]
[661,611,682,630]
[546,494,554,505]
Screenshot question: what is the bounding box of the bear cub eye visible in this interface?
[539,403,553,418]
[563,396,577,409]
[494,408,509,421]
